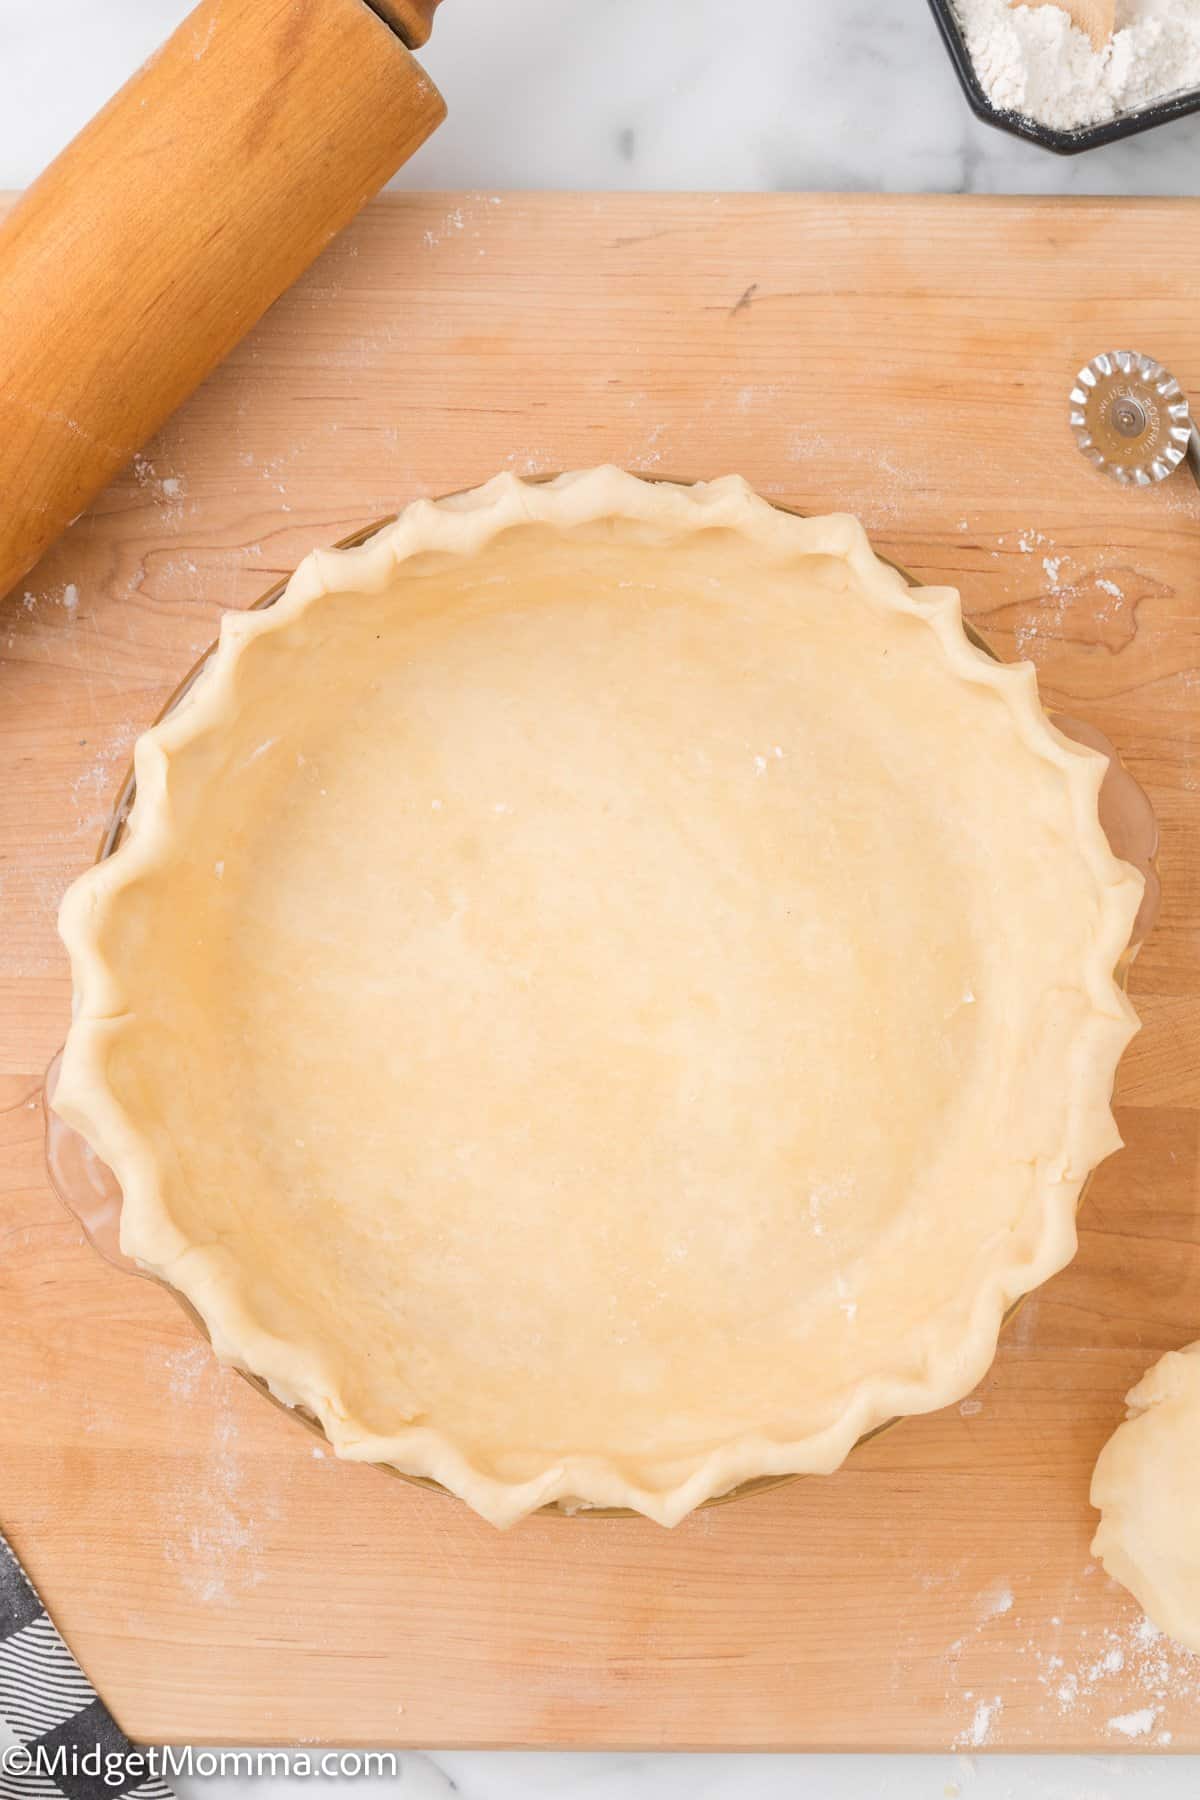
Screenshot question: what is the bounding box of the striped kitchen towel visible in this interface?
[0,1534,172,1800]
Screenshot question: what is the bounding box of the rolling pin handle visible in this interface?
[0,0,446,601]
[366,1,444,48]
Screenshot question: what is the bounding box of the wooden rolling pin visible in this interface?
[0,0,447,600]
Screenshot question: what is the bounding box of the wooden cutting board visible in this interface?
[2,192,1199,1753]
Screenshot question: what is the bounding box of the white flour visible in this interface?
[955,0,1200,130]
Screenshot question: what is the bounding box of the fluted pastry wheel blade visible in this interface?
[1070,351,1192,487]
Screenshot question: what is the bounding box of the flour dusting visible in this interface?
[163,1342,211,1401]
[958,1695,1002,1747]
[155,1347,278,1607]
[422,204,467,249]
[977,1582,1014,1623]
[1018,1605,1200,1743]
[936,1561,1200,1749]
[132,452,188,522]
[71,724,138,835]
[1107,1704,1159,1738]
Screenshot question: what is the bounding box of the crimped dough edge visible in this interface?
[55,467,1143,1528]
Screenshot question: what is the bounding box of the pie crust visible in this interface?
[1092,1344,1200,1650]
[55,467,1143,1528]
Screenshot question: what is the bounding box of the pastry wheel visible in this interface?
[1071,351,1200,489]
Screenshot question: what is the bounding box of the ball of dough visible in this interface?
[1091,1342,1200,1651]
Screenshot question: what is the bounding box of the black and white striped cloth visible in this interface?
[0,1534,173,1800]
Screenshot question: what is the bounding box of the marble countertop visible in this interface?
[4,2,1199,1796]
[3,0,1200,194]
[168,1753,1200,1800]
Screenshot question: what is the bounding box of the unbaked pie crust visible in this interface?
[1092,1343,1200,1651]
[56,468,1143,1527]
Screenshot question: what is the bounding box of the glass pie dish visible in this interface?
[44,478,1161,1519]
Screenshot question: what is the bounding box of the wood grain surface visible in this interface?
[1,192,1199,1752]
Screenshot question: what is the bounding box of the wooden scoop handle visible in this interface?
[0,0,446,600]
[1014,0,1114,49]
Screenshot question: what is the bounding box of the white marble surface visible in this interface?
[2,0,1200,193]
[4,1,1200,1795]
[169,1752,1200,1800]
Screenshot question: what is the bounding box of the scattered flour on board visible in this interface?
[418,192,508,253]
[162,1342,211,1402]
[738,384,784,415]
[162,1411,262,1607]
[157,1353,277,1608]
[1014,1604,1196,1746]
[938,1563,1200,1750]
[503,446,559,477]
[11,583,80,637]
[1001,527,1132,659]
[957,1695,1002,1747]
[132,453,188,523]
[422,204,467,249]
[976,1582,1014,1623]
[1107,1704,1159,1738]
[70,723,138,835]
